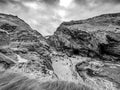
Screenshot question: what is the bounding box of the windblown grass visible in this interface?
[0,71,93,90]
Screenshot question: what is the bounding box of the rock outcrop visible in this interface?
[48,13,120,60]
[1,13,120,90]
[0,13,54,81]
[48,13,120,90]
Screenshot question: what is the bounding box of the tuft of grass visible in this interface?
[0,71,93,90]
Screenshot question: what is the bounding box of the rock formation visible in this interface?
[0,13,53,81]
[48,13,120,90]
[1,13,120,90]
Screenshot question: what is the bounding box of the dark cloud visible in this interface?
[0,0,59,5]
[101,0,120,4]
[41,0,59,5]
[75,0,87,5]
[0,0,7,3]
[75,0,120,6]
[0,0,19,4]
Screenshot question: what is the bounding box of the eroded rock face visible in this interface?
[0,14,54,80]
[48,13,120,90]
[48,15,120,61]
[1,13,120,90]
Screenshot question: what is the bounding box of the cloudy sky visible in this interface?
[0,0,120,36]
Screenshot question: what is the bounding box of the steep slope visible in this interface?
[0,13,54,81]
[48,13,120,90]
[0,71,93,90]
[1,13,120,90]
[48,13,120,59]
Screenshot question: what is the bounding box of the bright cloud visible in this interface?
[59,0,73,8]
[0,0,120,36]
[23,2,39,10]
[57,9,66,20]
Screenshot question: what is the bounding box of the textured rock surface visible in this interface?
[48,13,120,60]
[0,13,54,81]
[1,13,120,90]
[48,13,120,90]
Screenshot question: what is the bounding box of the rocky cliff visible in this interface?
[48,13,120,90]
[0,13,54,81]
[1,13,120,90]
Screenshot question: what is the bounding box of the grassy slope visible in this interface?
[0,70,93,90]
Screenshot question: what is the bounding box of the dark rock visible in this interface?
[0,13,53,75]
[47,13,120,89]
[0,23,17,33]
[48,13,120,62]
[0,30,10,46]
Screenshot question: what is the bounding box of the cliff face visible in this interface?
[1,13,120,90]
[48,13,120,90]
[48,13,120,59]
[0,14,54,81]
